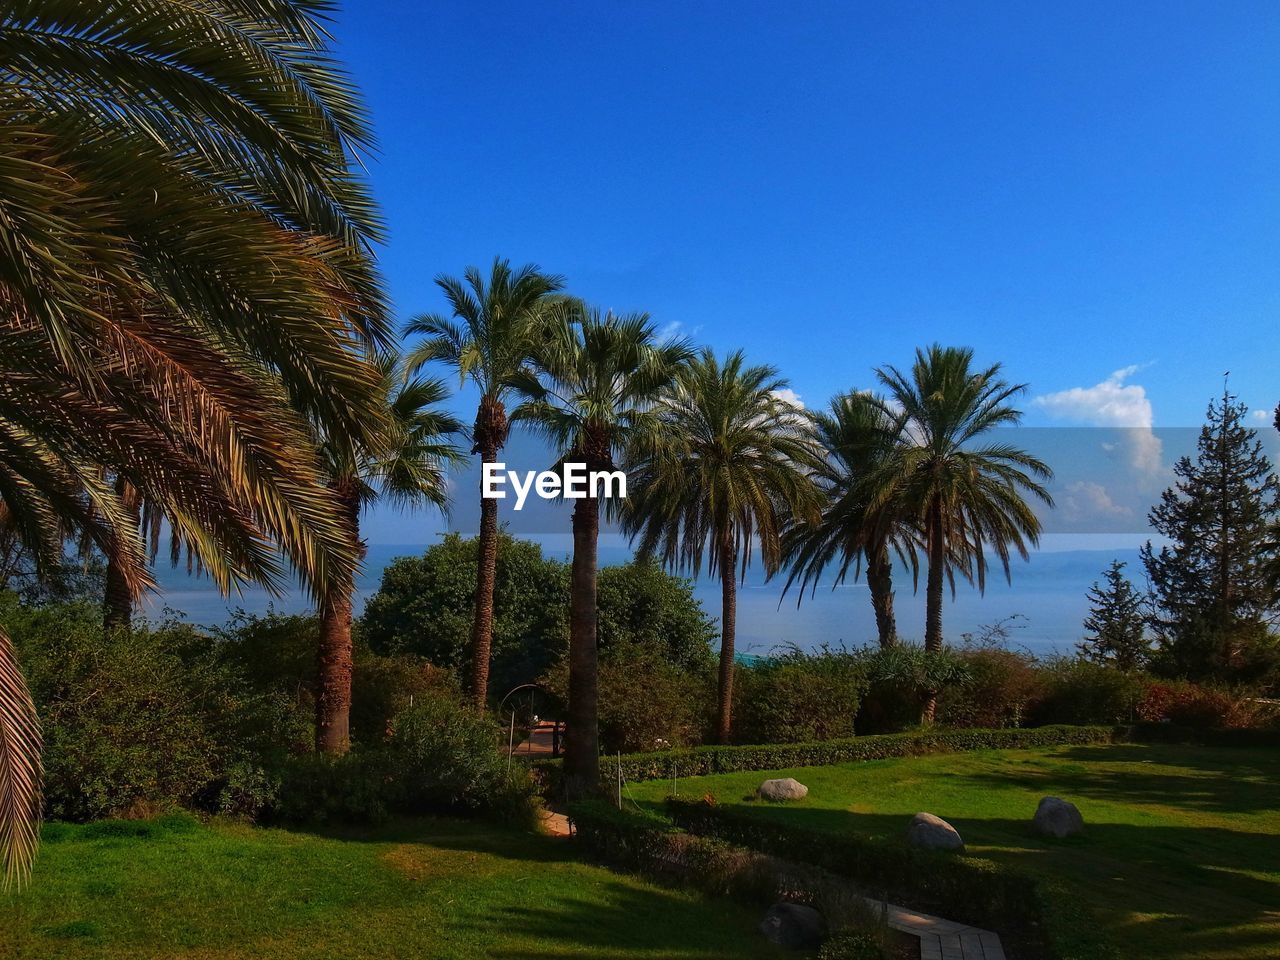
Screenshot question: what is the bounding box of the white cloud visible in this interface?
[1034,366,1162,476]
[771,387,804,409]
[1061,480,1132,521]
[1252,408,1273,425]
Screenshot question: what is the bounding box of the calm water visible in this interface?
[146,536,1144,657]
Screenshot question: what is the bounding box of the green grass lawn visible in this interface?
[628,742,1280,960]
[1,815,790,960]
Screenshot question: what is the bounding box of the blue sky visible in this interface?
[329,1,1280,546]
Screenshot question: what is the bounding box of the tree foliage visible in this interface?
[1141,391,1280,680]
[1078,561,1150,672]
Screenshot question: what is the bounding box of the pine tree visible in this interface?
[1078,561,1150,671]
[1140,387,1280,679]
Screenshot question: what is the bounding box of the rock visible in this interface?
[906,812,965,851]
[756,778,809,801]
[759,902,827,949]
[1034,796,1085,838]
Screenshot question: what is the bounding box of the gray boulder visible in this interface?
[759,902,827,949]
[757,777,809,802]
[906,812,965,851]
[1034,796,1085,838]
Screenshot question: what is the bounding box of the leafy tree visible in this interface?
[1078,561,1150,671]
[361,532,571,698]
[404,260,565,708]
[782,391,916,648]
[873,345,1052,721]
[514,306,691,795]
[596,559,717,671]
[623,350,822,742]
[313,355,462,753]
[0,0,388,884]
[1141,389,1280,680]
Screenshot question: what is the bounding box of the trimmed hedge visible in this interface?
[569,800,895,957]
[534,724,1116,792]
[1121,721,1280,749]
[663,798,1117,960]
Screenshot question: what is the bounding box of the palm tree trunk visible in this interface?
[470,440,500,710]
[716,533,738,744]
[564,491,601,798]
[103,476,139,633]
[866,543,897,648]
[922,497,945,724]
[315,479,361,754]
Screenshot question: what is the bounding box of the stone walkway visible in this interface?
[868,900,1006,960]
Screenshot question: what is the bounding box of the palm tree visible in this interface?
[514,307,691,795]
[0,1,389,885]
[623,350,823,743]
[405,260,565,709]
[782,392,917,648]
[314,354,463,754]
[873,345,1053,720]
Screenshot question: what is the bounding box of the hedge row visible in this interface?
[534,724,1117,791]
[1121,721,1280,749]
[569,800,896,959]
[663,798,1118,960]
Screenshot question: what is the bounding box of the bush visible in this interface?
[855,644,970,733]
[361,537,718,703]
[543,642,713,753]
[274,691,539,827]
[215,609,455,748]
[5,596,296,821]
[535,724,1116,791]
[1031,659,1147,725]
[1135,680,1277,729]
[570,800,893,955]
[360,533,569,696]
[664,798,1119,960]
[733,646,867,744]
[938,646,1043,728]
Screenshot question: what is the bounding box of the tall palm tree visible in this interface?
[405,260,565,709]
[514,307,691,795]
[873,345,1053,720]
[315,354,463,754]
[624,350,823,743]
[0,1,389,885]
[782,392,917,648]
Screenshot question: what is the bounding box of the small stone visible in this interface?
[1034,796,1085,838]
[759,902,827,949]
[756,777,809,801]
[906,812,965,851]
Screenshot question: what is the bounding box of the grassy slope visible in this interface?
[1,816,789,960]
[628,742,1280,960]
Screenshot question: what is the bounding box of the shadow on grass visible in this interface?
[713,802,1279,959]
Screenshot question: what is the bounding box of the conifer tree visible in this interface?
[1140,387,1280,679]
[1078,561,1150,671]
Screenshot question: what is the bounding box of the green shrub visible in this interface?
[818,933,888,960]
[389,697,537,821]
[1031,659,1147,725]
[938,646,1043,728]
[274,751,393,824]
[543,642,713,753]
[570,800,891,952]
[664,798,1119,960]
[535,724,1116,791]
[5,597,295,821]
[855,644,970,733]
[733,646,867,744]
[1134,680,1277,729]
[274,691,538,827]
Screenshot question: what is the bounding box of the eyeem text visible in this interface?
[481,462,627,510]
